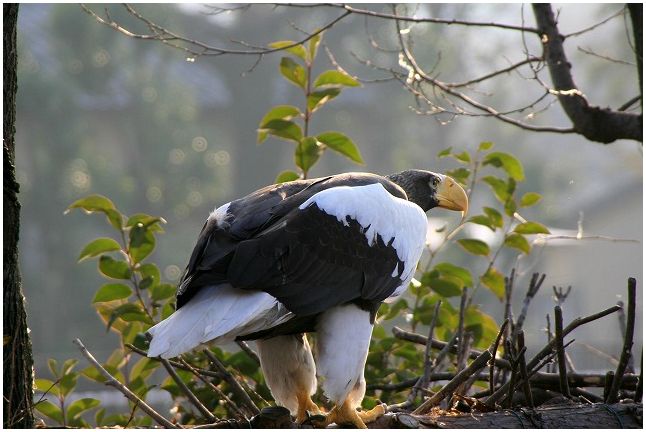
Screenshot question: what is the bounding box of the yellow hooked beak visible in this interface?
[436,175,469,217]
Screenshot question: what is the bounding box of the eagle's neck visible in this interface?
[386,171,433,212]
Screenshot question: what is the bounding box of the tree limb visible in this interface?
[532,4,642,143]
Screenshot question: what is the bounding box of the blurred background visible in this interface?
[16,2,641,397]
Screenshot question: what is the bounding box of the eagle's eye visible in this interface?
[430,176,440,187]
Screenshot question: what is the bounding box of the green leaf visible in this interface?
[93,283,132,303]
[481,175,509,203]
[129,224,156,264]
[62,359,78,375]
[98,256,132,280]
[457,239,490,256]
[275,170,300,183]
[478,141,494,151]
[137,263,160,287]
[67,194,115,213]
[66,398,100,422]
[446,167,470,186]
[520,192,542,207]
[465,307,499,349]
[467,215,495,231]
[428,277,463,297]
[126,213,166,230]
[437,146,452,158]
[279,57,307,89]
[316,131,364,164]
[313,70,360,88]
[268,40,307,61]
[453,151,471,164]
[128,357,159,382]
[308,32,322,62]
[294,137,322,172]
[504,233,531,254]
[107,304,151,331]
[151,283,176,302]
[483,207,503,228]
[434,262,473,287]
[78,238,121,262]
[257,105,302,143]
[48,359,59,377]
[381,298,408,321]
[483,151,525,181]
[35,378,60,397]
[307,88,341,112]
[514,221,550,234]
[258,119,303,143]
[35,400,64,424]
[66,194,123,230]
[480,267,505,300]
[59,372,78,397]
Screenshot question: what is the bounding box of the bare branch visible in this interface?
[318,3,540,33]
[160,358,217,422]
[447,57,542,88]
[564,7,625,38]
[73,338,179,429]
[607,278,637,403]
[532,4,642,143]
[80,4,351,59]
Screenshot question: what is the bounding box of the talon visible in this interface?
[357,403,386,424]
[296,393,324,424]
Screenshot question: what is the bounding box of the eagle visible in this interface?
[147,170,468,428]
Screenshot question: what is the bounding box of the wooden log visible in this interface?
[367,403,642,429]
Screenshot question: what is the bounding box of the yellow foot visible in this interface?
[357,403,386,424]
[296,396,325,423]
[312,401,387,429]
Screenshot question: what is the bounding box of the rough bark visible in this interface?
[532,4,642,143]
[3,4,35,429]
[627,4,642,103]
[368,403,642,429]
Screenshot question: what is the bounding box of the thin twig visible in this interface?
[160,358,217,421]
[392,327,512,370]
[607,278,637,403]
[485,305,621,405]
[179,358,246,419]
[515,273,546,333]
[489,319,510,396]
[411,301,441,401]
[125,343,223,379]
[516,331,534,408]
[554,306,571,398]
[203,349,260,416]
[73,338,179,428]
[413,349,492,414]
[235,341,260,366]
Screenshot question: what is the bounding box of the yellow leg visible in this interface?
[295,390,324,424]
[313,400,386,429]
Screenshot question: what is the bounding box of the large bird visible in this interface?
[147,170,468,428]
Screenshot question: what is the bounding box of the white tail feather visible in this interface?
[147,284,292,358]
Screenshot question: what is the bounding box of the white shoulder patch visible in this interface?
[208,202,231,228]
[299,183,428,284]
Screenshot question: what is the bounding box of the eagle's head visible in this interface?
[387,169,469,215]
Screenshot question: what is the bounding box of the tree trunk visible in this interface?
[3,4,35,429]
